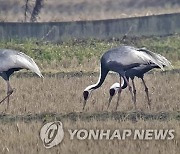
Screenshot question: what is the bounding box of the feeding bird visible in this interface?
[0,49,43,108]
[83,45,170,110]
[108,60,172,110]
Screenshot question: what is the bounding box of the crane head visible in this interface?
[109,88,116,97]
[108,88,115,107]
[83,90,90,110]
[107,83,120,108]
[83,90,89,101]
[83,85,95,110]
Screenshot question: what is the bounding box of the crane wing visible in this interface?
[138,48,173,69]
[104,46,169,71]
[0,49,43,77]
[15,52,43,77]
[115,46,164,70]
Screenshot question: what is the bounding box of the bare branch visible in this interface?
[24,0,29,22]
[30,0,44,22]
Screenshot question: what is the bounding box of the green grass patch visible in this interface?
[0,35,180,72]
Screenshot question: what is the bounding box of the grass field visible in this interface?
[0,120,180,154]
[1,35,180,72]
[0,72,179,114]
[0,71,180,153]
[0,35,180,153]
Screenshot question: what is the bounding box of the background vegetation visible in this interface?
[1,0,180,22]
[0,35,180,72]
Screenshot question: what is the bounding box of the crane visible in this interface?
[83,46,169,110]
[108,62,171,110]
[0,49,43,109]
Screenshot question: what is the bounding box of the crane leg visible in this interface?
[131,79,137,106]
[123,76,136,109]
[115,77,122,110]
[107,96,113,109]
[83,100,87,110]
[6,81,14,109]
[141,78,151,109]
[0,81,14,109]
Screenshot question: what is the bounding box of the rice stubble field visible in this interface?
[0,36,180,153]
[0,71,180,153]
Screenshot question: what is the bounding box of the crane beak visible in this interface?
[83,100,87,110]
[107,96,113,109]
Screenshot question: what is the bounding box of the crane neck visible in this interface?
[84,64,108,92]
[121,76,129,89]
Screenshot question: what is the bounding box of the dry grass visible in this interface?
[0,71,180,153]
[0,72,179,114]
[0,120,180,154]
[0,0,180,22]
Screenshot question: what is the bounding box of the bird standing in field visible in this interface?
[83,45,167,110]
[108,59,172,110]
[0,49,43,109]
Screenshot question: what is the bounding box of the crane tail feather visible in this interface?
[16,52,43,78]
[138,48,173,70]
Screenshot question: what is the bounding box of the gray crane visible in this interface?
[0,49,43,108]
[83,46,171,110]
[108,61,171,110]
